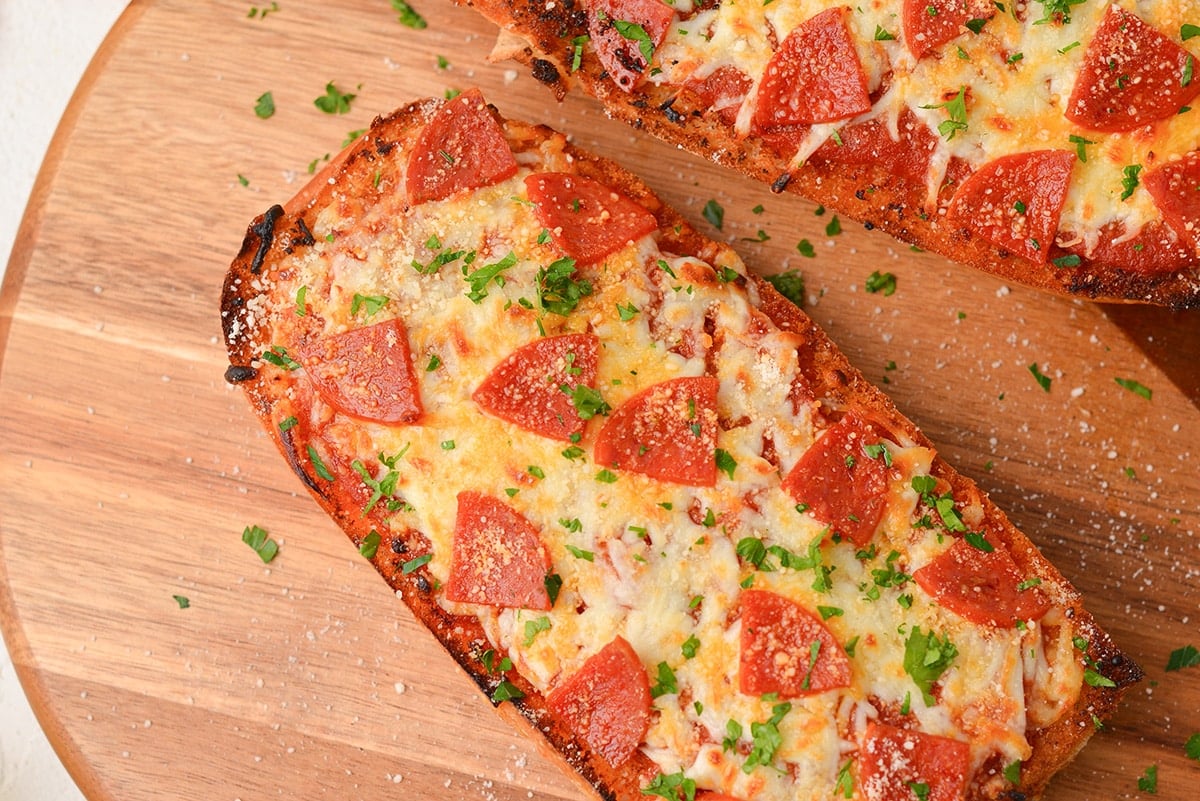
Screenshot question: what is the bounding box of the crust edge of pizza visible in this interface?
[220,95,1144,801]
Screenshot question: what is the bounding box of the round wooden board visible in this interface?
[2,2,1199,800]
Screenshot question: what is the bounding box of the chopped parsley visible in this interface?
[390,0,428,29]
[313,81,357,115]
[1137,764,1158,794]
[1032,0,1087,25]
[715,449,737,480]
[903,626,958,706]
[358,530,381,559]
[613,19,655,64]
[964,531,994,552]
[1166,644,1200,671]
[1028,362,1052,392]
[865,270,898,296]
[650,661,679,697]
[537,257,592,315]
[873,24,895,40]
[1186,732,1200,762]
[922,85,968,141]
[254,91,275,119]
[796,239,816,258]
[1184,23,1200,41]
[306,445,335,481]
[766,269,805,305]
[1052,253,1082,268]
[401,553,432,574]
[491,680,524,703]
[570,34,589,72]
[261,345,300,370]
[562,384,610,419]
[523,616,552,646]
[1073,636,1118,687]
[641,771,696,801]
[617,301,640,320]
[702,198,725,230]
[743,702,791,772]
[1114,377,1152,400]
[681,635,701,659]
[1120,164,1143,201]
[566,544,595,561]
[464,251,517,302]
[242,524,279,563]
[172,594,190,609]
[350,293,389,317]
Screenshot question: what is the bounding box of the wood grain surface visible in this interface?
[1,2,1198,800]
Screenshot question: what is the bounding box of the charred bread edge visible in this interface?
[459,0,1200,310]
[221,95,1142,801]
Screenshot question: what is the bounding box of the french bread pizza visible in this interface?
[221,91,1140,801]
[459,0,1200,307]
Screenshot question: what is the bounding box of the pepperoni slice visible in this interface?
[780,412,891,547]
[299,318,423,424]
[406,89,519,205]
[685,65,753,126]
[811,107,939,186]
[473,333,600,442]
[753,7,872,130]
[526,173,659,266]
[859,722,971,801]
[445,492,552,610]
[546,637,651,767]
[913,537,1051,627]
[738,589,851,697]
[696,793,743,801]
[586,0,675,92]
[947,149,1075,264]
[1064,5,1200,133]
[1144,151,1200,251]
[903,0,994,59]
[593,376,719,487]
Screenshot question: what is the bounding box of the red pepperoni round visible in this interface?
[811,107,939,186]
[445,492,552,610]
[753,7,872,130]
[1144,151,1200,251]
[685,65,753,126]
[593,376,719,487]
[738,589,851,698]
[947,149,1075,264]
[902,0,993,59]
[780,412,890,547]
[913,537,1051,627]
[586,0,675,93]
[473,333,600,442]
[299,318,423,424]
[546,636,651,767]
[526,173,659,266]
[1064,5,1200,133]
[859,722,971,801]
[406,89,519,206]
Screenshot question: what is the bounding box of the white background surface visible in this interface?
[1,3,129,800]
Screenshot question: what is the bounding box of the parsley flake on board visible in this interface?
[313,82,358,115]
[1186,733,1200,762]
[758,272,802,310]
[390,0,428,28]
[242,524,279,563]
[1166,644,1200,671]
[172,594,190,609]
[795,239,817,258]
[865,270,897,296]
[254,91,275,119]
[1138,764,1158,794]
[1115,377,1152,400]
[1027,362,1052,392]
[702,199,725,230]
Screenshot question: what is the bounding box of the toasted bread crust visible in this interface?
[222,96,1140,801]
[460,0,1200,309]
